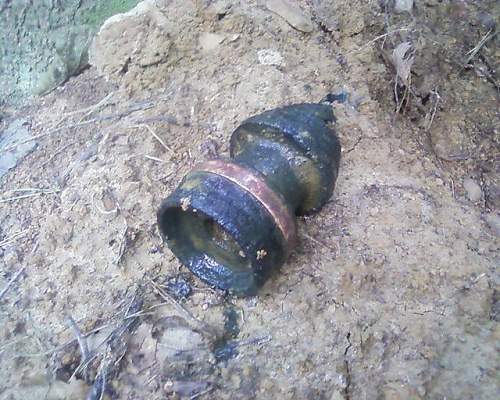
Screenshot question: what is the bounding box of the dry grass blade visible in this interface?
[2,101,154,154]
[129,124,174,155]
[347,27,413,54]
[392,42,415,86]
[391,42,415,115]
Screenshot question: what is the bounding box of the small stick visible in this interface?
[78,92,115,123]
[465,29,496,65]
[0,132,50,153]
[11,188,56,193]
[149,280,217,339]
[0,229,29,247]
[144,155,169,163]
[113,226,128,265]
[425,88,441,131]
[347,28,412,54]
[303,233,338,254]
[0,190,58,204]
[51,92,115,129]
[67,316,91,362]
[2,102,153,154]
[238,335,272,347]
[41,142,75,168]
[190,386,214,400]
[9,323,110,359]
[129,124,174,155]
[0,267,26,301]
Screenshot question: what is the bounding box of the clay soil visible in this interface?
[0,1,498,399]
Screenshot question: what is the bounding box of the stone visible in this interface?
[0,119,37,179]
[258,49,284,66]
[394,0,414,13]
[330,390,345,400]
[430,119,472,161]
[199,32,226,52]
[266,0,314,33]
[484,213,500,237]
[0,0,140,104]
[463,178,482,202]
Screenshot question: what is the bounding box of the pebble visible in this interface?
[463,178,482,202]
[199,32,226,52]
[484,213,500,237]
[266,0,313,33]
[258,49,283,66]
[394,0,414,13]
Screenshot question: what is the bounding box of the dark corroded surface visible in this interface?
[158,103,341,295]
[158,170,287,296]
[196,160,297,250]
[231,103,341,213]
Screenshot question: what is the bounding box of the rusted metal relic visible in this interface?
[158,103,341,296]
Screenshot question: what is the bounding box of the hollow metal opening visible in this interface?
[159,206,251,277]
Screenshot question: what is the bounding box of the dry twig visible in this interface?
[40,142,75,168]
[129,124,174,155]
[464,29,497,65]
[0,229,29,247]
[347,27,413,54]
[67,316,91,364]
[0,267,26,301]
[50,92,115,129]
[0,189,59,203]
[425,88,441,131]
[144,155,169,163]
[303,232,338,255]
[149,279,217,340]
[1,101,154,154]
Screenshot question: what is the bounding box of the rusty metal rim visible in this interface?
[195,160,297,252]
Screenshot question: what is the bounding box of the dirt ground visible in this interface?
[0,1,498,399]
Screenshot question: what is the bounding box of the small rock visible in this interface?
[0,119,37,178]
[463,178,482,202]
[394,0,414,13]
[477,12,497,30]
[3,250,19,269]
[430,119,472,161]
[266,0,314,33]
[199,32,226,52]
[330,391,345,400]
[164,380,210,396]
[258,49,283,66]
[484,213,500,237]
[484,181,500,209]
[165,274,192,300]
[79,142,98,161]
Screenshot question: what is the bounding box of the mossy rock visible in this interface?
[0,0,141,104]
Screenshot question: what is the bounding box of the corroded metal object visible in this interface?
[158,103,341,296]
